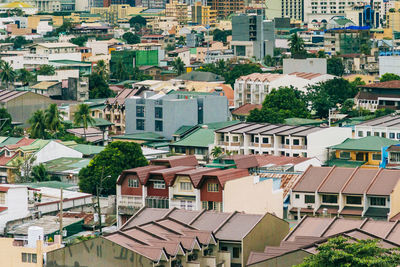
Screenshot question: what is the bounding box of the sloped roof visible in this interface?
[147,166,195,186]
[231,104,262,116]
[330,136,399,152]
[31,81,59,90]
[174,167,217,187]
[360,80,400,89]
[151,155,198,168]
[198,168,249,188]
[117,165,166,185]
[2,1,34,8]
[175,71,225,82]
[170,128,214,148]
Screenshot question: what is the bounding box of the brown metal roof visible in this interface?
[318,167,355,193]
[173,167,216,188]
[292,167,332,193]
[341,168,379,195]
[366,169,400,196]
[147,166,196,186]
[0,90,27,103]
[198,168,250,188]
[117,165,166,185]
[225,155,260,169]
[151,155,198,168]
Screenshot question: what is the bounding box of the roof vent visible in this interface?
[202,125,208,129]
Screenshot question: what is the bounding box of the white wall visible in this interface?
[86,40,109,56]
[294,158,322,172]
[34,141,83,165]
[48,53,81,61]
[283,58,327,74]
[0,186,29,234]
[37,69,79,82]
[379,56,400,77]
[223,176,283,218]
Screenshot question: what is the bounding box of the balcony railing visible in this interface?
[118,195,142,208]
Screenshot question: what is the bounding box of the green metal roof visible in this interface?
[23,181,76,189]
[144,142,171,148]
[19,140,50,152]
[284,118,327,126]
[71,144,105,156]
[202,120,241,130]
[64,118,113,128]
[330,136,400,152]
[173,125,195,136]
[49,60,92,65]
[170,128,214,148]
[42,157,91,173]
[0,137,23,146]
[112,132,167,141]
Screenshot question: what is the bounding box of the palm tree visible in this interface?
[45,104,64,137]
[288,33,305,58]
[18,68,34,86]
[211,146,223,158]
[0,62,16,89]
[172,57,185,75]
[114,59,129,81]
[94,60,108,80]
[28,110,46,139]
[74,104,95,141]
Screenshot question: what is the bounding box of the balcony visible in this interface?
[217,141,225,145]
[118,195,142,208]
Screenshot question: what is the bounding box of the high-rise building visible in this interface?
[103,0,135,7]
[265,0,303,21]
[192,2,217,25]
[231,14,275,60]
[141,0,166,9]
[207,0,244,18]
[165,0,189,25]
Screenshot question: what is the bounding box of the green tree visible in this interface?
[56,19,73,35]
[327,57,345,76]
[129,15,147,29]
[296,236,400,267]
[361,43,371,55]
[380,73,400,82]
[350,76,366,87]
[0,61,16,88]
[93,60,108,81]
[18,68,35,86]
[11,154,36,183]
[28,110,47,139]
[122,32,140,44]
[211,146,223,158]
[70,36,88,47]
[89,72,114,98]
[78,141,148,195]
[317,50,326,58]
[375,108,394,118]
[112,59,129,82]
[73,104,95,141]
[177,36,186,46]
[307,78,358,118]
[0,107,12,135]
[224,64,262,87]
[340,99,355,114]
[212,29,231,43]
[289,33,306,58]
[247,87,310,123]
[31,164,50,182]
[172,57,185,75]
[37,64,56,76]
[45,103,64,137]
[11,36,31,49]
[165,44,175,52]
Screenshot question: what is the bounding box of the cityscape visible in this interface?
[0,0,399,266]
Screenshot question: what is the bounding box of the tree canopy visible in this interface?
[289,33,306,58]
[89,72,114,99]
[212,29,231,43]
[327,57,345,76]
[122,32,140,44]
[247,87,310,123]
[307,78,359,118]
[37,64,56,76]
[380,73,400,82]
[296,236,400,267]
[78,141,148,195]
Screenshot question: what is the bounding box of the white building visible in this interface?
[233,72,335,108]
[2,52,48,70]
[283,58,327,74]
[214,122,352,162]
[0,185,30,234]
[29,42,81,61]
[354,114,400,140]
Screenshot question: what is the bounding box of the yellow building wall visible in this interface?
[389,180,400,219]
[242,213,289,267]
[335,150,381,166]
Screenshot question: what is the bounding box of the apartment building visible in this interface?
[28,42,81,61]
[165,0,189,25]
[207,0,244,18]
[233,72,335,107]
[266,0,303,21]
[191,2,217,25]
[289,166,400,220]
[214,123,352,162]
[324,26,371,55]
[354,114,400,140]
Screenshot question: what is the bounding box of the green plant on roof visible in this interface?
[211,146,223,159]
[74,104,95,142]
[37,64,55,76]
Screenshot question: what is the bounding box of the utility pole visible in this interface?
[59,188,63,242]
[97,167,104,235]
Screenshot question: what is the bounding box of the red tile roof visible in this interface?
[198,168,249,188]
[151,155,198,168]
[0,207,7,212]
[117,165,167,185]
[4,138,36,150]
[147,166,196,186]
[231,104,262,116]
[173,167,216,188]
[289,72,323,80]
[360,80,400,89]
[0,186,9,192]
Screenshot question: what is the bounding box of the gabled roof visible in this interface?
[330,136,399,152]
[360,80,400,89]
[173,167,216,188]
[175,71,225,82]
[198,168,249,188]
[169,128,214,148]
[151,155,198,168]
[231,104,262,116]
[117,165,167,185]
[147,166,195,186]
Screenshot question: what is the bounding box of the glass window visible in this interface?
[374,132,379,136]
[370,197,386,206]
[155,107,163,119]
[136,106,145,117]
[22,253,27,263]
[346,196,362,205]
[233,247,240,258]
[128,178,139,188]
[305,195,315,204]
[295,194,300,199]
[153,181,165,189]
[180,182,192,191]
[339,151,351,159]
[136,119,144,130]
[397,133,400,140]
[262,137,269,144]
[32,254,37,263]
[285,139,290,145]
[358,131,363,137]
[390,133,395,139]
[0,192,5,204]
[255,137,259,143]
[293,139,300,145]
[155,120,163,132]
[207,183,219,192]
[322,195,338,204]
[367,131,371,136]
[372,153,381,161]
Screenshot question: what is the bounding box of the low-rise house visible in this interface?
[356,80,400,111]
[28,42,81,61]
[41,157,91,184]
[214,122,352,162]
[328,136,399,168]
[289,166,400,220]
[66,127,107,144]
[232,104,262,121]
[354,114,400,141]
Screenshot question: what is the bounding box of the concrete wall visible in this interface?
[379,56,400,77]
[0,186,29,234]
[390,180,400,219]
[242,213,289,267]
[283,58,327,74]
[47,237,155,267]
[223,176,283,217]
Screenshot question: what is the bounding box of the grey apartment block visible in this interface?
[125,93,229,138]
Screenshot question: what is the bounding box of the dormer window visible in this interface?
[5,150,10,157]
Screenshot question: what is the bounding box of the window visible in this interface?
[358,131,363,137]
[295,194,300,199]
[180,182,192,191]
[293,139,300,146]
[136,106,145,117]
[232,136,239,142]
[346,196,362,205]
[339,151,351,159]
[233,247,241,258]
[305,195,315,204]
[155,120,163,132]
[0,192,5,204]
[207,183,219,192]
[367,131,371,136]
[390,133,395,139]
[370,197,386,206]
[221,246,228,251]
[322,195,338,204]
[136,119,145,131]
[22,253,37,263]
[372,153,381,161]
[374,132,379,136]
[128,178,139,188]
[153,181,165,189]
[262,137,269,144]
[254,137,259,143]
[285,139,290,145]
[155,107,163,119]
[382,132,386,138]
